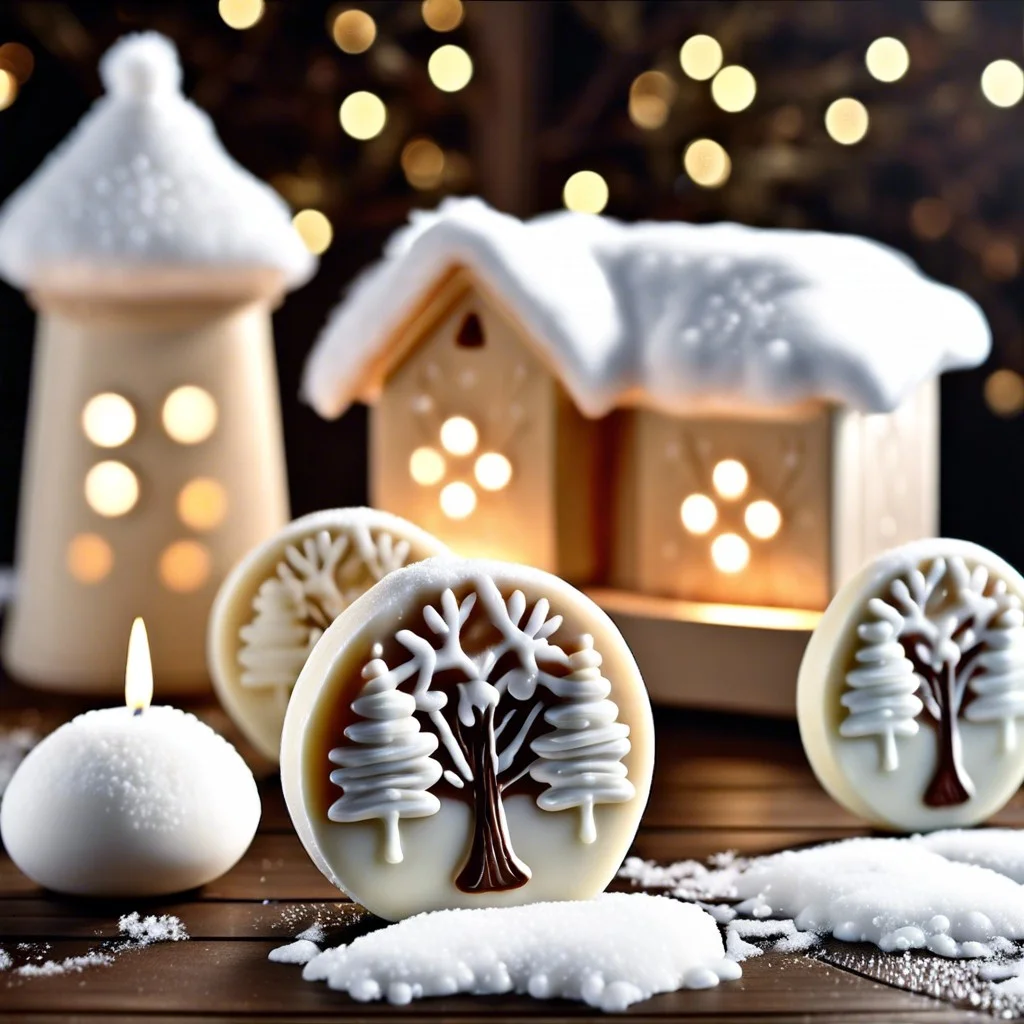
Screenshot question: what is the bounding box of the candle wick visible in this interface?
[133,707,143,717]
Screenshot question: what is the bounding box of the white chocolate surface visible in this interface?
[208,508,449,762]
[798,538,1024,831]
[281,558,654,921]
[0,706,260,896]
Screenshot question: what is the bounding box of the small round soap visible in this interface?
[0,707,260,896]
[281,557,654,921]
[798,538,1024,832]
[209,508,449,762]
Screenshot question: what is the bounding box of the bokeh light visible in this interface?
[683,139,731,188]
[331,9,377,53]
[428,44,473,92]
[680,494,718,535]
[339,90,387,139]
[440,416,479,456]
[82,393,136,449]
[409,447,447,486]
[85,461,139,518]
[985,369,1024,418]
[679,34,722,81]
[825,98,869,144]
[177,479,229,532]
[981,60,1024,108]
[712,459,749,500]
[422,0,464,32]
[159,541,212,593]
[162,386,218,445]
[629,71,676,130]
[711,65,756,112]
[0,69,17,112]
[440,481,476,519]
[865,37,909,82]
[292,209,333,255]
[711,533,751,574]
[563,170,609,213]
[218,0,264,30]
[745,500,783,540]
[402,138,446,190]
[0,42,33,83]
[67,534,113,585]
[474,452,513,491]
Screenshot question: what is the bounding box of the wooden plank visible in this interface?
[0,940,956,1017]
[7,1015,983,1024]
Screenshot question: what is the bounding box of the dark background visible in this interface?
[0,0,1021,567]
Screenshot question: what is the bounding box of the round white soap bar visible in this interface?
[798,538,1024,832]
[209,508,449,762]
[0,706,260,896]
[281,557,654,921]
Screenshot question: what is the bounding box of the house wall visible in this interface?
[830,379,939,590]
[371,284,599,578]
[611,405,834,610]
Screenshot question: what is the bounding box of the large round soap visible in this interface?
[798,538,1024,832]
[281,558,654,921]
[209,508,449,762]
[0,707,260,896]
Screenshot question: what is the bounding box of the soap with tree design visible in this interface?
[280,557,654,920]
[798,538,1024,831]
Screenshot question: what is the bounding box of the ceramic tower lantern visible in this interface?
[303,199,990,715]
[0,33,315,694]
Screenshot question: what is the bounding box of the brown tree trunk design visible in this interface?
[922,664,973,807]
[454,704,531,893]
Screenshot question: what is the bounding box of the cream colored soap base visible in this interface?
[798,538,1024,832]
[281,558,654,921]
[208,508,450,762]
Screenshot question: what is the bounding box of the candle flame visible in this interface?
[125,617,154,712]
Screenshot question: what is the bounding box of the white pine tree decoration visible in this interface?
[839,600,922,772]
[327,645,442,865]
[965,591,1024,752]
[530,635,635,843]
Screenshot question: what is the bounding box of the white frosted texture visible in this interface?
[916,829,1024,884]
[301,894,740,1011]
[0,706,260,896]
[0,32,315,289]
[733,837,1024,957]
[304,197,990,419]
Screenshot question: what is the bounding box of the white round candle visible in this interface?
[0,620,260,896]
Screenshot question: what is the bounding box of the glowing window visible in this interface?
[67,533,113,584]
[440,481,476,519]
[712,459,748,500]
[745,499,782,540]
[82,392,136,448]
[410,447,446,486]
[162,386,218,445]
[474,452,512,491]
[85,461,139,518]
[177,478,228,532]
[711,533,750,574]
[159,540,212,593]
[440,416,478,456]
[680,494,718,535]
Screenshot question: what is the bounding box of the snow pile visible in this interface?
[293,894,740,1012]
[0,949,11,971]
[0,32,314,290]
[915,829,1024,884]
[304,197,990,420]
[118,912,189,945]
[618,851,747,900]
[270,939,322,965]
[16,953,114,978]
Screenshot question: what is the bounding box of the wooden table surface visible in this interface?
[1,681,1014,1023]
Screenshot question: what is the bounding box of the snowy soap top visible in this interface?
[797,538,1024,832]
[303,197,989,420]
[0,33,315,290]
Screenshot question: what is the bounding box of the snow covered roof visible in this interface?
[0,33,315,291]
[303,198,990,420]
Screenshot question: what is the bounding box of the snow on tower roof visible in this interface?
[303,198,990,419]
[0,32,315,291]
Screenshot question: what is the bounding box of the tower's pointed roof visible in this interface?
[0,32,315,291]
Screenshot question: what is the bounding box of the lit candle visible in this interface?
[0,618,261,896]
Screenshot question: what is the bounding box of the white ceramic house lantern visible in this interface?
[302,199,990,715]
[0,33,315,694]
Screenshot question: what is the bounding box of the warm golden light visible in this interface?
[410,446,447,485]
[125,617,154,712]
[680,494,718,535]
[711,65,756,112]
[218,0,264,30]
[985,369,1024,418]
[825,97,869,144]
[162,385,218,445]
[683,138,731,188]
[679,34,722,81]
[440,415,478,456]
[629,70,675,130]
[177,478,228,532]
[67,533,113,584]
[865,37,909,82]
[159,540,212,593]
[440,481,476,519]
[909,197,952,240]
[982,59,1024,108]
[745,499,782,540]
[0,69,17,112]
[422,0,464,32]
[85,461,139,518]
[712,459,749,500]
[332,9,377,53]
[82,392,136,449]
[340,90,387,140]
[711,533,751,574]
[401,137,446,190]
[428,44,473,92]
[292,209,333,255]
[474,452,513,491]
[563,170,609,214]
[0,42,34,83]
